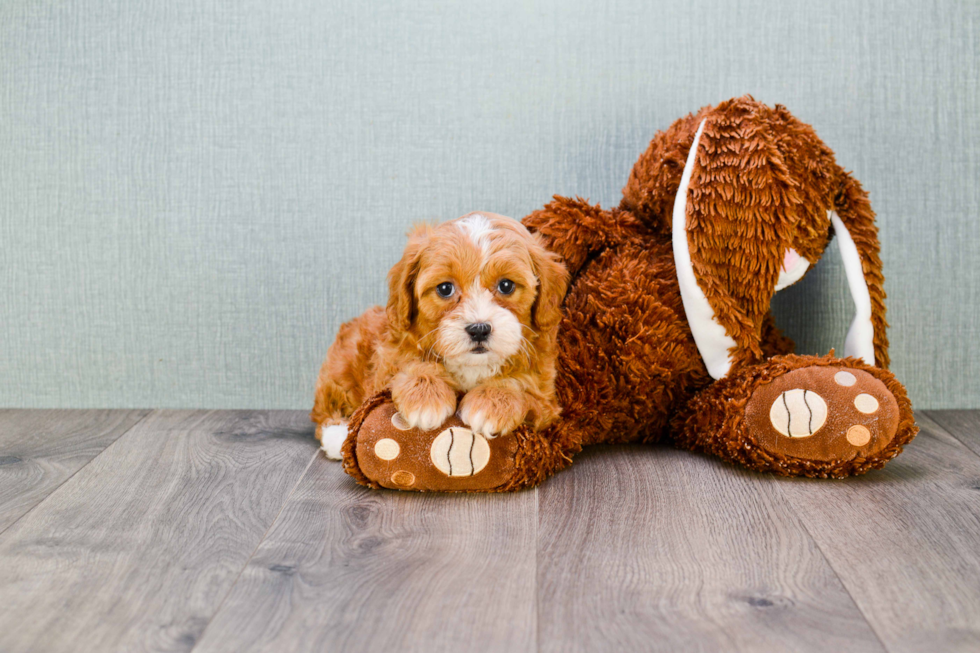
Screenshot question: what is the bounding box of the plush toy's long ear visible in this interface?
[672,112,802,378]
[672,100,889,379]
[386,225,430,332]
[832,175,889,369]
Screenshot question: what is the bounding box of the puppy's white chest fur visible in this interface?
[444,357,500,391]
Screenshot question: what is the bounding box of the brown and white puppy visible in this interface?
[312,212,569,459]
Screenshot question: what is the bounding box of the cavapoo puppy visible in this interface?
[312,212,569,459]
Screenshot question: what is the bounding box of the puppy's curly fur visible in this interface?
[312,212,568,451]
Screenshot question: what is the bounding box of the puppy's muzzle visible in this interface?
[465,322,492,343]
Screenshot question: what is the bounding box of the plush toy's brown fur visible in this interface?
[621,100,889,369]
[333,96,918,491]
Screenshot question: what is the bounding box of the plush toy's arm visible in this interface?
[523,196,644,277]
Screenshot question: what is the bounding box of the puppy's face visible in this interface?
[387,212,567,389]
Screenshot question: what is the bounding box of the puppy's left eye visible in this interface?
[496,279,515,295]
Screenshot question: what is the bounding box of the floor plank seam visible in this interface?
[189,448,322,653]
[0,409,154,539]
[770,478,892,652]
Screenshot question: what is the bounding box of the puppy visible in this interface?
[312,212,569,459]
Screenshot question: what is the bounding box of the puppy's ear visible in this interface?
[386,225,431,332]
[529,234,570,331]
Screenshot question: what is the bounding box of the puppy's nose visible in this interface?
[465,322,492,342]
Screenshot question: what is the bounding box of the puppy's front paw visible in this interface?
[392,375,457,431]
[401,400,456,431]
[458,388,526,438]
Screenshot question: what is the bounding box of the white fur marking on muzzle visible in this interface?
[440,284,522,390]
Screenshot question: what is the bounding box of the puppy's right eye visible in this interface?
[436,282,455,298]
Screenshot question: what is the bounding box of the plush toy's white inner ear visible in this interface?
[830,210,875,365]
[672,119,736,380]
[774,247,810,291]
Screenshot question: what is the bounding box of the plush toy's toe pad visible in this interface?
[353,402,519,491]
[746,366,900,462]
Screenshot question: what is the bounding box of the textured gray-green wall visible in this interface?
[1,0,977,409]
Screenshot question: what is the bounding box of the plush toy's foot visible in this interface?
[340,392,578,492]
[674,354,918,478]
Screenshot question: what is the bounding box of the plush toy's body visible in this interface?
[331,97,917,492]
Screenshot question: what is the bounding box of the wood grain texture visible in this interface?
[2,410,980,652]
[923,410,980,458]
[0,409,149,533]
[193,456,537,653]
[0,410,318,653]
[773,413,980,652]
[536,444,884,652]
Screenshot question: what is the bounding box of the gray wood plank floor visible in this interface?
[195,456,537,652]
[0,409,978,652]
[0,410,316,653]
[536,446,884,652]
[0,409,149,534]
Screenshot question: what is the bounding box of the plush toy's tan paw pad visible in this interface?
[746,366,900,463]
[352,402,519,491]
[430,428,491,476]
[768,389,828,437]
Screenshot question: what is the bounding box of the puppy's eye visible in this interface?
[436,282,455,298]
[497,279,515,295]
